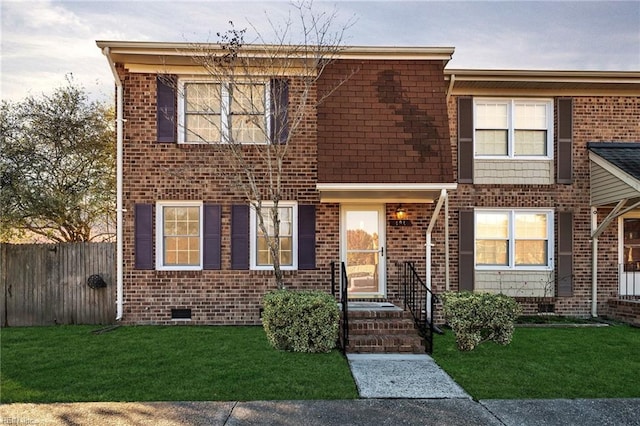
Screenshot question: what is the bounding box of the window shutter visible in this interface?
[458,97,474,183]
[557,211,573,296]
[231,205,250,270]
[557,98,573,184]
[203,205,221,270]
[134,204,154,270]
[458,210,475,291]
[157,75,176,143]
[270,79,289,144]
[298,205,316,270]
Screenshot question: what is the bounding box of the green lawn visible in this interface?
[0,325,358,403]
[432,325,640,399]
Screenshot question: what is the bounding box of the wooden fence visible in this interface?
[0,243,116,326]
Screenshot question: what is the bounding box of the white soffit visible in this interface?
[316,183,457,203]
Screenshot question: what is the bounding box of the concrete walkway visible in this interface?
[346,353,469,399]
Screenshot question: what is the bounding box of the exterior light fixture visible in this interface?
[395,206,407,220]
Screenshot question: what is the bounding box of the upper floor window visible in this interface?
[179,80,268,144]
[250,202,298,270]
[156,201,203,271]
[475,99,553,158]
[475,209,553,270]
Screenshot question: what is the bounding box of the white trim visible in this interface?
[475,208,555,271]
[473,98,554,160]
[250,201,298,271]
[340,204,387,298]
[155,201,204,271]
[177,78,270,145]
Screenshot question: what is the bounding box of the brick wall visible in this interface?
[446,94,640,317]
[120,69,338,325]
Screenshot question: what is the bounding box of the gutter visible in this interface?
[101,46,124,321]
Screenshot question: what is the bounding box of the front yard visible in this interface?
[0,325,358,403]
[2,323,639,403]
[432,324,640,399]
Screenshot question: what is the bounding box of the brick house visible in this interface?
[97,41,640,332]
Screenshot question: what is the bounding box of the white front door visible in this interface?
[341,205,386,298]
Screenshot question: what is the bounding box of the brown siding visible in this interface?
[317,60,453,184]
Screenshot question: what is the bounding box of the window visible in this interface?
[179,80,268,144]
[475,209,553,270]
[250,202,298,270]
[622,218,640,272]
[156,201,203,270]
[475,99,553,158]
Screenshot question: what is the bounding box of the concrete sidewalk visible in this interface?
[2,398,640,425]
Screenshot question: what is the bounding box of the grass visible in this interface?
[0,325,358,403]
[432,325,640,399]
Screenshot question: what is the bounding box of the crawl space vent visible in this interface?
[171,308,192,320]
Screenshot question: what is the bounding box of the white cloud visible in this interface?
[1,1,638,102]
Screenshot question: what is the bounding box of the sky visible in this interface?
[1,0,639,103]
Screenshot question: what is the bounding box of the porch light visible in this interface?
[395,206,407,220]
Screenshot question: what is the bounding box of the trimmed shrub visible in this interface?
[441,291,522,351]
[262,290,339,353]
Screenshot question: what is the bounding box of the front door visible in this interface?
[341,205,386,298]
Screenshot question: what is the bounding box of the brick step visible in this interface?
[346,334,425,354]
[346,309,410,320]
[340,307,426,353]
[347,318,418,335]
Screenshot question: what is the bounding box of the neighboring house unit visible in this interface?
[97,41,640,328]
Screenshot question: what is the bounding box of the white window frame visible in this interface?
[474,98,554,160]
[156,201,203,271]
[475,208,554,271]
[177,79,271,144]
[250,201,298,271]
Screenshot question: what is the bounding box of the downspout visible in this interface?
[426,189,447,316]
[102,47,124,321]
[591,207,598,317]
[446,74,455,105]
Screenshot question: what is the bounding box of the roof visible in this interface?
[96,41,455,66]
[588,143,640,181]
[445,69,640,96]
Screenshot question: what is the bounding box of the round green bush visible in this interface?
[262,290,339,353]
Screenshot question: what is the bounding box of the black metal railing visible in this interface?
[619,263,640,299]
[331,261,349,352]
[402,261,436,354]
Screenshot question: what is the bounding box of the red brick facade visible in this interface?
[106,42,640,325]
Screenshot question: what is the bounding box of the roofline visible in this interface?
[445,69,640,83]
[96,40,455,61]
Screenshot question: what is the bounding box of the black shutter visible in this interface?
[231,205,250,270]
[157,75,176,143]
[458,210,475,291]
[557,211,573,296]
[458,97,474,183]
[134,204,154,270]
[557,98,573,184]
[270,79,289,144]
[203,205,221,270]
[298,205,316,270]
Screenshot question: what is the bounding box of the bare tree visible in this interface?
[166,1,355,288]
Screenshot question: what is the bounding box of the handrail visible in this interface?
[340,262,349,351]
[330,261,349,352]
[402,261,436,354]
